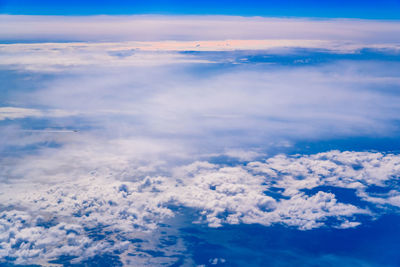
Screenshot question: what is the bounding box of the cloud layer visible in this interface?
[2,49,399,155]
[1,150,400,264]
[2,15,400,45]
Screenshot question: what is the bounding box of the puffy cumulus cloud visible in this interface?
[0,174,185,265]
[0,209,130,265]
[170,162,278,227]
[2,149,400,264]
[169,161,366,229]
[249,150,400,195]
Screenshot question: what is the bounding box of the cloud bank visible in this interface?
[1,150,400,264]
[1,15,400,47]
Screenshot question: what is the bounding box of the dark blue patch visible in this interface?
[292,136,400,155]
[84,225,107,241]
[366,185,392,194]
[118,184,129,193]
[207,155,245,166]
[48,253,123,266]
[71,254,123,267]
[128,238,144,243]
[48,255,79,265]
[159,235,178,247]
[301,186,363,205]
[179,214,400,267]
[263,187,290,200]
[180,48,400,67]
[35,217,58,228]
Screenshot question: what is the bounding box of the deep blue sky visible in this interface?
[1,0,400,19]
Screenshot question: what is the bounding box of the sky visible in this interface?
[1,0,400,18]
[1,1,400,267]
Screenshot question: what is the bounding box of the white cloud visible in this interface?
[1,40,400,71]
[0,43,216,71]
[1,15,400,46]
[2,148,400,264]
[249,150,400,196]
[335,220,361,229]
[0,106,78,120]
[0,209,130,265]
[2,58,399,156]
[0,107,42,120]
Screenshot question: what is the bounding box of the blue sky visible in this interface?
[1,2,400,267]
[1,0,400,18]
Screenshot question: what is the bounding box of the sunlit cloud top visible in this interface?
[1,15,400,45]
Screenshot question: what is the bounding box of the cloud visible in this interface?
[249,151,400,194]
[0,106,78,120]
[169,160,368,229]
[0,43,217,71]
[1,15,400,46]
[2,48,400,172]
[0,208,130,265]
[1,39,400,73]
[6,58,399,149]
[0,107,42,120]
[1,149,400,264]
